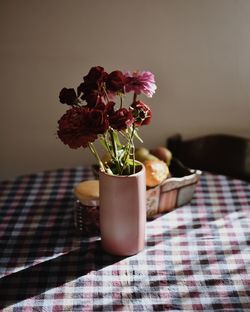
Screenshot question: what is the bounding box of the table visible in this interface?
[0,166,249,311]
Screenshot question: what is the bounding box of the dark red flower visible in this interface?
[83,66,108,84]
[77,82,88,96]
[57,107,109,149]
[77,84,105,108]
[94,98,106,110]
[130,101,152,126]
[109,108,134,131]
[106,71,126,92]
[85,109,109,134]
[105,101,116,115]
[59,88,78,105]
[77,66,108,106]
[57,107,96,148]
[84,90,104,108]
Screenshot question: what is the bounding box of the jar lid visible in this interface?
[74,180,99,206]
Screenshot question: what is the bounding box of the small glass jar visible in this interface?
[74,200,100,236]
[73,180,100,236]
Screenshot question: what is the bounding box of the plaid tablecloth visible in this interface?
[0,166,249,311]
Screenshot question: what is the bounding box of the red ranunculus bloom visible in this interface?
[57,107,109,149]
[130,101,152,126]
[85,91,105,108]
[77,84,106,108]
[59,88,78,105]
[77,66,108,107]
[57,66,156,175]
[86,109,109,134]
[57,107,97,148]
[109,108,134,131]
[94,98,106,110]
[83,66,108,84]
[106,71,126,92]
[105,101,116,115]
[77,82,93,97]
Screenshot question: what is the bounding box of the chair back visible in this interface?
[167,134,250,181]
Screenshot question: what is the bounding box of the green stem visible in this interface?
[88,143,105,172]
[132,144,135,174]
[133,92,137,103]
[120,94,123,109]
[109,130,117,159]
[122,125,136,174]
[109,130,121,174]
[102,134,112,156]
[103,86,110,102]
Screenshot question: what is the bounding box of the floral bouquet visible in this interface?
[57,66,157,175]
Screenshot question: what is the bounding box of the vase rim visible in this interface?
[99,161,145,178]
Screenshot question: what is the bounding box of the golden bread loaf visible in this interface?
[144,159,169,187]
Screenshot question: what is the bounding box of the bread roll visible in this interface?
[144,159,169,187]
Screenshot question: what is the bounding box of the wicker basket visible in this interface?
[74,158,201,235]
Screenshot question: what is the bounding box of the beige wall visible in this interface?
[1,0,250,180]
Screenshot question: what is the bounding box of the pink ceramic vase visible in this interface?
[99,163,146,256]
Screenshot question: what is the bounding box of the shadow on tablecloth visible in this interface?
[0,240,123,309]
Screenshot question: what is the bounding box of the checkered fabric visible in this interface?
[0,166,249,311]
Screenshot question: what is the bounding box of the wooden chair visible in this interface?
[166,134,250,182]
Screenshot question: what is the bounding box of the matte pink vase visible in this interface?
[99,164,146,256]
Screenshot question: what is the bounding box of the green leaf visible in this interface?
[99,136,109,151]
